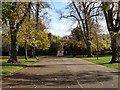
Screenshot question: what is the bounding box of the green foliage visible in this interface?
[71,27,87,49]
[102,2,111,11]
[47,33,61,53]
[48,33,61,43]
[62,35,86,55]
[92,34,111,51]
[2,2,29,24]
[2,2,16,21]
[71,27,81,41]
[71,25,111,52]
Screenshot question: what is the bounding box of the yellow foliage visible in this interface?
[18,18,50,50]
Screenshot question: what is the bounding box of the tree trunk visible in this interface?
[87,42,93,57]
[8,31,17,63]
[102,2,120,63]
[29,47,33,58]
[7,20,17,63]
[109,35,117,63]
[36,49,39,57]
[25,41,28,60]
[29,46,36,58]
[33,47,36,57]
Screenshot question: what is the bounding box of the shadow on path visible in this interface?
[25,63,97,68]
[3,70,113,87]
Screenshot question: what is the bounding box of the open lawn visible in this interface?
[82,55,119,69]
[0,56,43,78]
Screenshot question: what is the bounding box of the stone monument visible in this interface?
[57,41,64,57]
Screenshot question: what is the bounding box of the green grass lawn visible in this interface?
[82,55,119,69]
[0,56,43,78]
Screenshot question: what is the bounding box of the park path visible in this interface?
[2,56,119,89]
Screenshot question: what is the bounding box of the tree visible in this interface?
[2,2,50,62]
[47,33,61,55]
[71,27,82,41]
[71,27,87,50]
[61,2,101,57]
[102,2,120,63]
[92,34,111,52]
[2,2,32,63]
[31,2,50,58]
[18,18,50,60]
[71,25,111,56]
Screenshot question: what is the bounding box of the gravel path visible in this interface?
[2,56,119,89]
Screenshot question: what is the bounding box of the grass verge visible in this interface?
[82,55,119,69]
[0,56,43,78]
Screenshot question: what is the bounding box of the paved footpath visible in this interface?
[2,56,119,89]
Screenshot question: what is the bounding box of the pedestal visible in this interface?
[57,50,64,56]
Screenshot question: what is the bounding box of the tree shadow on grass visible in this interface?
[2,70,113,87]
[100,62,119,65]
[99,62,109,65]
[25,61,35,62]
[1,61,35,67]
[1,63,27,67]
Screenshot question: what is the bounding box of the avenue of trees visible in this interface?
[1,1,120,63]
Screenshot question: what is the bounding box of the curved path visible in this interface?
[2,56,119,89]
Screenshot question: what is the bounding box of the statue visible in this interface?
[57,41,64,57]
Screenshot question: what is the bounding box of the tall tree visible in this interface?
[32,2,50,58]
[18,18,50,60]
[61,2,101,57]
[102,2,120,63]
[2,2,31,63]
